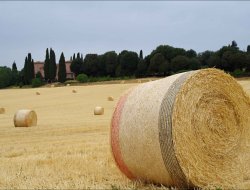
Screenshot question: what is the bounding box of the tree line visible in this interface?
[1,40,250,88]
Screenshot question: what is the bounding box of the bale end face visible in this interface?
[14,109,37,127]
[94,107,104,115]
[0,108,5,114]
[108,96,114,101]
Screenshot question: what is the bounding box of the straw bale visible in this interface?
[108,96,114,101]
[94,106,104,115]
[0,108,5,114]
[14,109,37,127]
[110,68,250,189]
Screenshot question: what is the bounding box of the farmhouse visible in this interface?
[34,61,75,80]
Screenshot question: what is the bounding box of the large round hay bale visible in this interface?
[111,68,250,189]
[14,109,37,127]
[108,96,114,101]
[0,108,5,114]
[94,106,104,115]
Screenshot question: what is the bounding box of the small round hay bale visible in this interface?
[14,109,37,127]
[36,92,40,95]
[108,96,114,101]
[0,108,5,114]
[67,84,70,87]
[72,89,77,93]
[111,68,250,189]
[94,106,104,115]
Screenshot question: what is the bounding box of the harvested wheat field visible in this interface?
[0,78,250,189]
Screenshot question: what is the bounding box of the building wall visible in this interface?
[34,61,74,80]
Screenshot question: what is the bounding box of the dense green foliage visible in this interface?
[58,52,66,83]
[32,78,43,88]
[0,67,13,88]
[76,73,88,83]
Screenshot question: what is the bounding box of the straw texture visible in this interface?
[94,107,104,115]
[14,109,37,127]
[110,68,250,188]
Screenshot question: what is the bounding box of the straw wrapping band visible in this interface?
[159,71,195,187]
[111,92,135,179]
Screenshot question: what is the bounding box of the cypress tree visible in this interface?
[58,52,66,83]
[77,52,80,59]
[27,53,32,83]
[12,61,17,72]
[23,56,29,84]
[31,59,34,80]
[49,48,57,81]
[26,53,34,83]
[11,61,18,85]
[44,48,50,81]
[139,50,143,59]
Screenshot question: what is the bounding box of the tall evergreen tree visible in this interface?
[70,52,83,77]
[139,50,143,59]
[11,61,18,85]
[27,53,32,82]
[23,56,28,84]
[23,54,34,85]
[12,61,17,72]
[247,45,250,53]
[231,40,237,48]
[27,53,34,82]
[58,52,66,83]
[49,48,57,81]
[44,48,50,81]
[31,58,34,80]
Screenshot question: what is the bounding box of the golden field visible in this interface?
[0,78,250,189]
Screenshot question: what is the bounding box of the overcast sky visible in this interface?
[0,1,249,70]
